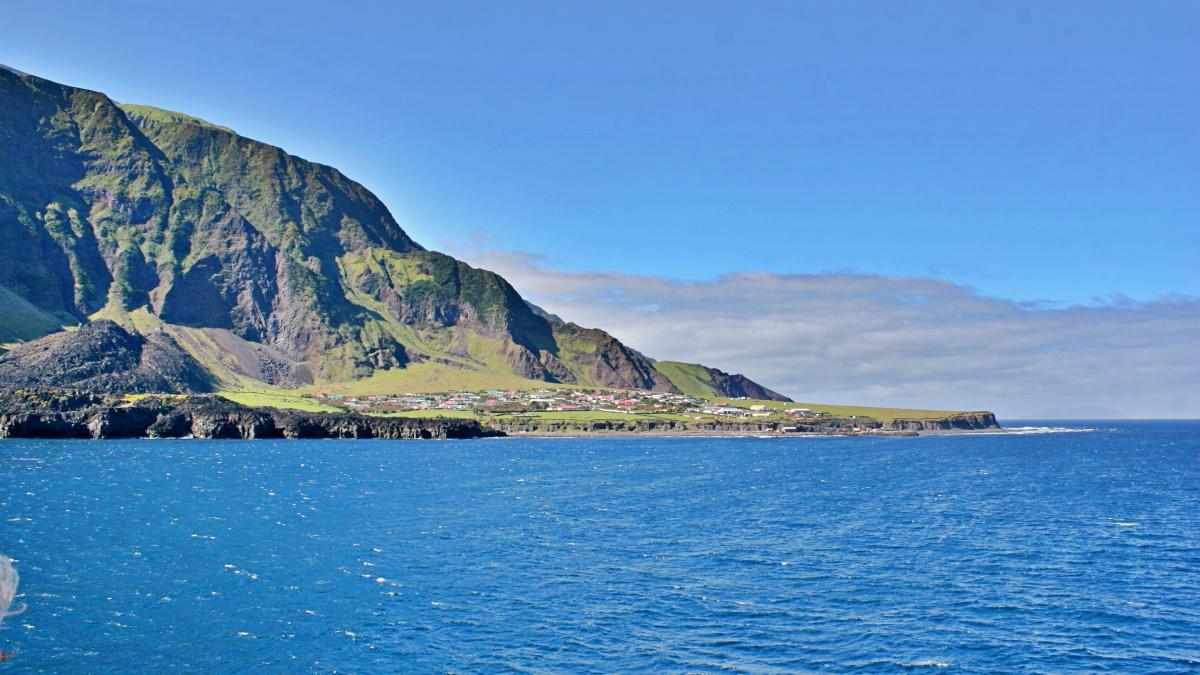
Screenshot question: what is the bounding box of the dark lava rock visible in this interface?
[697,366,791,402]
[884,412,1000,431]
[0,321,216,394]
[0,389,501,440]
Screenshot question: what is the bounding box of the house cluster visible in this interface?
[693,405,760,417]
[689,404,815,418]
[311,389,822,419]
[525,389,702,413]
[314,388,705,414]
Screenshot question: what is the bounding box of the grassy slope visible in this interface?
[3,81,766,400]
[117,104,234,133]
[86,304,573,400]
[217,391,342,413]
[0,285,73,346]
[307,361,579,396]
[714,397,972,423]
[31,301,978,426]
[89,305,270,392]
[653,361,721,398]
[0,93,969,422]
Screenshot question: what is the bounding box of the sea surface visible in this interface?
[1,421,1197,673]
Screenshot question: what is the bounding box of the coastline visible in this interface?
[494,429,918,438]
[493,425,1093,439]
[0,390,1003,441]
[0,391,501,441]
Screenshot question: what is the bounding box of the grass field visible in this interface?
[218,391,342,413]
[715,397,972,422]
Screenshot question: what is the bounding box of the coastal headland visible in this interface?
[0,389,998,440]
[0,68,1000,433]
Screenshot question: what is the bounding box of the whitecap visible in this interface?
[1,554,26,623]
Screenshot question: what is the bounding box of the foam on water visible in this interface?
[949,425,1096,436]
[0,554,22,623]
[1000,425,1095,434]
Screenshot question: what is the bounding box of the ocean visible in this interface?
[1,422,1197,672]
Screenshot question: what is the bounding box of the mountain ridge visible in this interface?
[0,67,790,401]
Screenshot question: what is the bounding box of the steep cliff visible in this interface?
[883,412,999,431]
[0,390,498,439]
[0,67,786,398]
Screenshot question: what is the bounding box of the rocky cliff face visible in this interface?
[0,67,787,398]
[0,389,930,439]
[0,390,499,440]
[708,371,788,401]
[883,412,999,431]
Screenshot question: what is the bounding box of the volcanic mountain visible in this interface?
[0,66,789,401]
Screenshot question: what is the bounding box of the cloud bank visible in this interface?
[459,250,1199,419]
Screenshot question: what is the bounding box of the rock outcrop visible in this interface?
[686,365,791,402]
[0,321,215,393]
[0,390,500,440]
[883,412,999,431]
[653,361,792,402]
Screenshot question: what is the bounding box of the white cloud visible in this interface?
[455,249,1200,419]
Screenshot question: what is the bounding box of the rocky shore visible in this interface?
[0,390,501,440]
[488,412,998,436]
[0,390,1000,440]
[488,419,860,435]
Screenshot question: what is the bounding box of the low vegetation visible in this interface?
[217,391,342,413]
[652,361,721,398]
[210,383,979,428]
[310,362,577,397]
[714,397,973,423]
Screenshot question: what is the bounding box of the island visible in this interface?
[0,66,998,436]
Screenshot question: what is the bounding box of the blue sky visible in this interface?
[3,2,1198,415]
[2,1,1196,304]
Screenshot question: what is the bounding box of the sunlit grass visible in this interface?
[218,391,342,413]
[715,397,974,423]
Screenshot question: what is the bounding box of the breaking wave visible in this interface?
[0,554,25,624]
[972,426,1095,435]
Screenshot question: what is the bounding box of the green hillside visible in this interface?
[655,361,791,401]
[654,361,721,398]
[0,66,780,399]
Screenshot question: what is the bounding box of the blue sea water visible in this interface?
[0,421,1198,673]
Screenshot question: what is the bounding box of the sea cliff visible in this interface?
[0,391,499,440]
[0,391,999,440]
[884,412,999,431]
